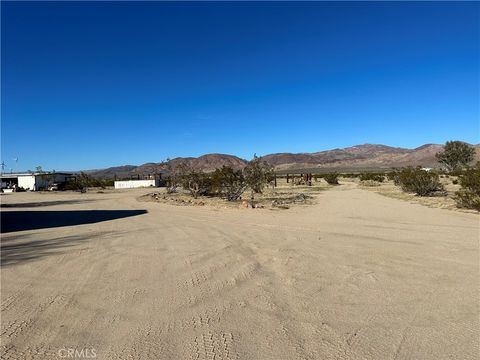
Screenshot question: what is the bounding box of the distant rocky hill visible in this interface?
[263,143,480,171]
[262,144,412,168]
[88,154,247,178]
[87,143,479,178]
[166,154,247,172]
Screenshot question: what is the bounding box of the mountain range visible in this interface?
[87,143,480,178]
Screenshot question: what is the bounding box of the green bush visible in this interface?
[394,167,444,196]
[323,172,339,185]
[359,172,385,182]
[455,168,480,211]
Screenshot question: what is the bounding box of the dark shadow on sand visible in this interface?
[2,233,99,266]
[0,231,131,266]
[0,210,147,233]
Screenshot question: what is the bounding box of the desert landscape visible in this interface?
[2,2,479,359]
[1,179,478,359]
[85,143,480,179]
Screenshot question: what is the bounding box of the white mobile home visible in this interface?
[0,172,72,191]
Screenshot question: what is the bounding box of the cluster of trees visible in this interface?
[388,141,479,210]
[168,155,274,201]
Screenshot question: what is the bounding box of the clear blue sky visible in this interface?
[2,2,479,171]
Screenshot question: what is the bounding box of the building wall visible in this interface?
[114,179,159,189]
[15,174,71,191]
[18,175,36,190]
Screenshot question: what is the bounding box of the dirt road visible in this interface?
[1,186,478,359]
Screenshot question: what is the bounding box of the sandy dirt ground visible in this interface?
[1,184,478,360]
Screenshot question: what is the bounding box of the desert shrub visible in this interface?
[323,172,339,185]
[211,166,246,201]
[244,155,274,194]
[452,179,458,185]
[435,141,476,172]
[455,167,480,211]
[359,172,385,182]
[65,172,110,190]
[394,167,444,196]
[181,170,213,198]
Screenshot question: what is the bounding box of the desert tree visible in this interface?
[211,166,247,201]
[435,141,476,172]
[243,154,274,198]
[180,167,212,199]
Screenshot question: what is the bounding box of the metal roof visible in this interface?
[0,172,73,177]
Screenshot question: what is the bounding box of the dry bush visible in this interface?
[64,173,111,191]
[244,155,274,194]
[181,170,213,198]
[323,172,339,185]
[455,167,480,211]
[211,166,246,201]
[394,167,444,196]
